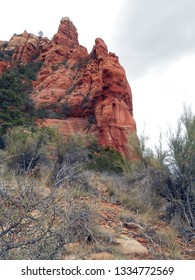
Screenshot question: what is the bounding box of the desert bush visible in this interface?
[103,166,166,214]
[35,102,70,119]
[59,102,70,118]
[135,107,195,232]
[53,134,89,187]
[35,108,60,119]
[64,201,96,243]
[2,127,52,174]
[0,177,64,259]
[128,131,167,170]
[165,106,195,229]
[0,173,97,259]
[87,141,126,174]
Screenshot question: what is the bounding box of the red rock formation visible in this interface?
[0,61,8,74]
[0,18,137,158]
[53,17,79,46]
[10,32,39,63]
[36,118,90,139]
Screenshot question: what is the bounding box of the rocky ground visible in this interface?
[59,172,195,260]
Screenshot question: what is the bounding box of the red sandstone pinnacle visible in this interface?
[92,38,108,60]
[0,18,137,158]
[53,17,79,46]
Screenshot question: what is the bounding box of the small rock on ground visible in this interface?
[114,236,148,256]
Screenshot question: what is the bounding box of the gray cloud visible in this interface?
[115,0,195,78]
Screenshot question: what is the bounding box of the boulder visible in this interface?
[114,236,148,256]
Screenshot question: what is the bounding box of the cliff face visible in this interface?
[0,17,137,157]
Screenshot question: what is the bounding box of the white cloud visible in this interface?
[132,54,195,148]
[1,0,123,52]
[115,0,195,78]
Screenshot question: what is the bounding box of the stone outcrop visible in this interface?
[0,17,137,157]
[53,17,79,46]
[114,236,148,256]
[0,60,8,74]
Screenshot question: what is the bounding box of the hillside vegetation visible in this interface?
[0,61,43,133]
[0,106,194,259]
[0,27,194,259]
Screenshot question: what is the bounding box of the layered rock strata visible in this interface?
[0,17,137,157]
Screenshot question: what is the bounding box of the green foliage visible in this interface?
[17,61,43,81]
[135,106,195,230]
[0,71,34,132]
[35,108,59,119]
[130,131,167,170]
[0,135,5,149]
[0,61,43,132]
[59,102,70,118]
[0,70,23,91]
[0,49,14,62]
[166,106,195,228]
[87,141,125,174]
[0,51,5,60]
[88,114,96,128]
[74,57,90,71]
[38,30,44,37]
[35,102,70,119]
[80,93,90,110]
[60,60,67,67]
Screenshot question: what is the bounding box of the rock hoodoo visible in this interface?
[0,17,137,157]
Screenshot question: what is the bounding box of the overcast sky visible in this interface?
[1,0,195,149]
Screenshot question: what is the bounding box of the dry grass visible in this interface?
[0,129,193,260]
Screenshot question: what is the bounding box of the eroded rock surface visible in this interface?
[0,17,137,157]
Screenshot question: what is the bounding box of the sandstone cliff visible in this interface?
[0,17,137,157]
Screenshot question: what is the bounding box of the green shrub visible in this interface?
[0,60,43,132]
[0,66,37,132]
[135,106,195,231]
[0,51,5,60]
[166,106,195,229]
[35,108,59,119]
[88,114,96,128]
[59,102,70,118]
[17,61,43,81]
[35,102,70,119]
[87,142,125,174]
[0,49,13,61]
[0,135,5,149]
[4,127,51,174]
